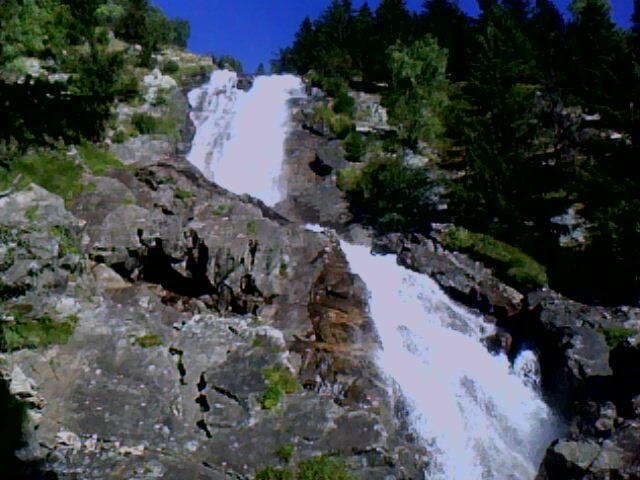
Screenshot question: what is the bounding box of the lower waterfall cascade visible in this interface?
[186,73,561,479]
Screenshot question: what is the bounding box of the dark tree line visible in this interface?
[278,0,640,305]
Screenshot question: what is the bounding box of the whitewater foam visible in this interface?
[187,70,305,206]
[340,242,560,479]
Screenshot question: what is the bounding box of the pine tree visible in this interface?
[370,0,412,81]
[386,36,450,147]
[351,2,376,79]
[314,0,354,76]
[256,63,266,75]
[502,0,532,23]
[530,0,565,81]
[565,0,628,124]
[289,17,317,74]
[453,4,538,230]
[419,0,473,80]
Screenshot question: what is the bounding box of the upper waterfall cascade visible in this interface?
[187,70,306,206]
[186,73,560,479]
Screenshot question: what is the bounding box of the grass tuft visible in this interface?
[134,333,164,348]
[77,141,124,175]
[1,313,78,351]
[260,366,300,410]
[440,227,548,291]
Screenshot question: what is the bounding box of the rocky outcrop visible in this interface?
[275,95,353,229]
[1,123,426,478]
[372,233,524,319]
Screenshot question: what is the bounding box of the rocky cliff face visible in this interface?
[0,76,427,479]
[284,87,640,479]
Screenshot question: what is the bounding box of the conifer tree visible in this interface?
[386,36,450,147]
[351,2,376,79]
[370,0,412,81]
[314,0,353,76]
[419,0,473,80]
[289,17,317,74]
[454,4,538,230]
[565,0,627,122]
[530,0,565,81]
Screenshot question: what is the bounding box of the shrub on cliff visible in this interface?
[440,226,548,291]
[338,157,434,234]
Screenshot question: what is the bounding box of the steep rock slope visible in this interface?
[0,75,426,479]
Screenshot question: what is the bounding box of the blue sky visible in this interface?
[154,0,634,73]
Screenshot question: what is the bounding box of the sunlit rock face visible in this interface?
[187,70,306,206]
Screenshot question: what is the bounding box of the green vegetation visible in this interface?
[255,456,355,480]
[246,220,258,237]
[311,106,353,139]
[50,225,80,257]
[131,112,158,135]
[217,54,243,73]
[343,131,365,162]
[277,0,640,304]
[174,189,193,200]
[25,205,39,222]
[275,444,295,464]
[131,112,180,138]
[0,149,84,202]
[162,59,180,74]
[337,157,434,234]
[599,326,636,348]
[134,333,163,348]
[260,366,301,410]
[386,36,450,147]
[0,0,190,147]
[255,467,294,480]
[441,227,548,291]
[0,313,78,351]
[77,141,124,175]
[297,456,356,480]
[212,204,230,216]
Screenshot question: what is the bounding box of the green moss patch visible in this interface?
[311,106,354,139]
[275,444,294,464]
[260,366,301,410]
[174,189,193,200]
[255,456,355,480]
[49,225,80,257]
[1,313,78,352]
[297,456,356,480]
[134,333,164,348]
[255,467,294,480]
[77,141,125,175]
[0,149,84,202]
[440,227,548,291]
[599,326,636,348]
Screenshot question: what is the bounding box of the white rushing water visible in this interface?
[339,241,560,479]
[187,70,306,206]
[186,73,560,479]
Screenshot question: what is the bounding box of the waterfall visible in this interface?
[186,74,560,479]
[339,242,560,479]
[187,69,306,206]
